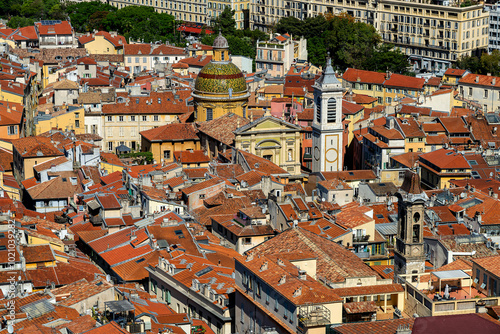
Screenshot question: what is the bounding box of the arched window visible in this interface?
[316,97,321,123]
[327,98,336,123]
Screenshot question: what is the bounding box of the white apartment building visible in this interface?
[487,3,500,53]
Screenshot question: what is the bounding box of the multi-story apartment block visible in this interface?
[375,1,489,72]
[255,33,307,77]
[84,89,193,152]
[251,0,489,72]
[458,73,500,113]
[487,3,500,53]
[108,0,250,30]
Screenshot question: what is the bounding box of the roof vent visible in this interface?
[260,261,268,271]
[293,286,302,296]
[278,274,286,285]
[476,76,479,83]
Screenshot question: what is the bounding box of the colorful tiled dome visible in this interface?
[194,62,247,94]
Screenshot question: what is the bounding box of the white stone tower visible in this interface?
[312,56,344,173]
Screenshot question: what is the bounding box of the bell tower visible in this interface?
[394,170,427,282]
[312,55,344,173]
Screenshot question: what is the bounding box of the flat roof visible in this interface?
[431,269,470,280]
[105,300,135,313]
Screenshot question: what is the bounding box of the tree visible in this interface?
[7,15,34,28]
[212,6,236,36]
[363,44,411,75]
[66,1,116,32]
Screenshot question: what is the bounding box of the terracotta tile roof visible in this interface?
[251,227,378,283]
[96,193,122,210]
[332,283,404,297]
[238,254,342,305]
[151,44,186,55]
[33,156,70,172]
[390,152,421,168]
[22,244,54,263]
[196,112,250,146]
[147,224,201,257]
[26,177,81,200]
[413,313,500,334]
[83,321,130,334]
[422,122,446,133]
[179,55,212,68]
[459,73,500,88]
[173,150,209,165]
[342,100,364,115]
[182,177,225,195]
[343,301,377,314]
[183,167,208,179]
[370,265,394,280]
[298,218,350,240]
[321,170,376,181]
[80,31,126,47]
[141,123,198,142]
[343,68,386,84]
[101,90,192,115]
[100,243,152,267]
[0,147,13,172]
[426,76,442,86]
[35,20,72,35]
[396,117,425,137]
[333,318,414,334]
[12,136,63,158]
[385,73,425,90]
[399,105,431,116]
[113,250,169,281]
[87,227,133,252]
[472,255,500,278]
[419,148,470,170]
[100,152,125,167]
[445,68,467,77]
[439,117,469,134]
[212,215,274,237]
[318,178,352,191]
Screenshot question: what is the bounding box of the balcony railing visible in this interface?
[353,235,370,243]
[298,304,331,328]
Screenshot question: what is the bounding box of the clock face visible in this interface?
[325,148,338,163]
[314,147,320,161]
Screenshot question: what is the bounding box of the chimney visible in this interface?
[476,76,480,83]
[293,287,302,297]
[298,269,307,280]
[489,187,493,197]
[246,252,254,262]
[493,78,497,85]
[278,274,286,285]
[260,261,268,271]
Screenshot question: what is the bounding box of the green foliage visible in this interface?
[120,151,153,164]
[66,1,116,32]
[7,15,34,28]
[212,6,236,36]
[103,6,176,44]
[460,0,477,7]
[363,43,412,75]
[276,13,411,75]
[202,6,268,62]
[455,50,500,76]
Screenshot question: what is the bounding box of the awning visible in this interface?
[431,270,470,280]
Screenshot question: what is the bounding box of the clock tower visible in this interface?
[312,56,344,173]
[394,170,427,282]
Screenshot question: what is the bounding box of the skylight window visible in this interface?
[195,267,213,277]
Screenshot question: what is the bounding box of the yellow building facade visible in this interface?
[35,107,85,135]
[192,34,250,122]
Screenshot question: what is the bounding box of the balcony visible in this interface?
[298,304,331,329]
[353,235,370,243]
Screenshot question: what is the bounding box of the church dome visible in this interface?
[213,33,229,49]
[194,62,247,94]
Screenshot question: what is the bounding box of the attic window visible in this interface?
[378,183,386,186]
[136,258,145,263]
[174,229,184,236]
[55,56,62,61]
[158,98,161,104]
[136,98,139,104]
[0,246,6,251]
[382,268,394,274]
[471,171,480,179]
[376,214,384,219]
[95,282,103,286]
[323,226,331,231]
[348,172,354,176]
[468,160,478,165]
[0,233,5,238]
[62,178,67,182]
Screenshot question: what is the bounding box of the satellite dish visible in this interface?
[7,325,13,333]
